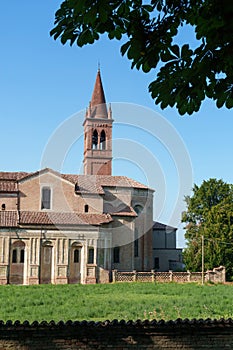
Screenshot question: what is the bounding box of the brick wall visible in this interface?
[19,173,102,214]
[0,319,232,349]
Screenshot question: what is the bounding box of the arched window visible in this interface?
[20,249,25,263]
[84,204,89,213]
[92,130,98,149]
[88,247,94,264]
[100,130,106,150]
[1,204,5,211]
[41,187,51,210]
[12,249,17,263]
[74,249,80,263]
[11,241,25,264]
[113,247,120,264]
[134,205,143,215]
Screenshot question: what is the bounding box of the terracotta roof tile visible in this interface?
[97,175,151,190]
[63,174,151,193]
[63,175,105,194]
[61,174,78,184]
[19,211,112,226]
[0,172,29,181]
[0,211,18,227]
[0,181,17,192]
[0,170,152,194]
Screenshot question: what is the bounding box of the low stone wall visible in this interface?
[0,319,232,349]
[112,266,226,283]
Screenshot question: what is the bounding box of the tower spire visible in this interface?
[89,69,108,119]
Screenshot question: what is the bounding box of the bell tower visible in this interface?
[83,69,113,175]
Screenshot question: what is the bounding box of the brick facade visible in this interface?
[0,171,154,285]
[0,70,154,285]
[0,319,232,349]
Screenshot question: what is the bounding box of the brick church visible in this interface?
[0,70,154,284]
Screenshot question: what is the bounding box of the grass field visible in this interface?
[0,282,232,322]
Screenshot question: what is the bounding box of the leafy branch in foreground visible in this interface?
[51,0,233,115]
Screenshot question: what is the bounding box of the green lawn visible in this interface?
[0,282,232,322]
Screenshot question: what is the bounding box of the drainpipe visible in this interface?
[16,181,20,225]
[142,235,144,271]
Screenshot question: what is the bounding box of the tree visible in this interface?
[182,178,233,279]
[50,0,233,115]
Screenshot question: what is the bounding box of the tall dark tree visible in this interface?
[182,178,233,279]
[50,0,233,115]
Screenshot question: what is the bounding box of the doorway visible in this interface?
[40,241,53,284]
[69,243,82,284]
[9,241,25,284]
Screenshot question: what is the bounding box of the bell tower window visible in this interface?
[100,130,106,150]
[92,130,98,149]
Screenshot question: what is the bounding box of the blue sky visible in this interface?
[1,1,233,247]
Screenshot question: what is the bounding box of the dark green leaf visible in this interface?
[142,61,151,73]
[121,41,131,56]
[170,44,180,58]
[216,93,227,108]
[226,96,233,109]
[161,50,177,62]
[51,0,233,115]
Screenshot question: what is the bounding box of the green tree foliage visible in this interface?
[50,0,233,115]
[182,179,233,279]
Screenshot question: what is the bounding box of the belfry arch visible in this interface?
[92,129,98,149]
[100,130,106,150]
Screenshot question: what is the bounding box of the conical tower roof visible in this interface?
[91,69,106,106]
[89,69,108,119]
